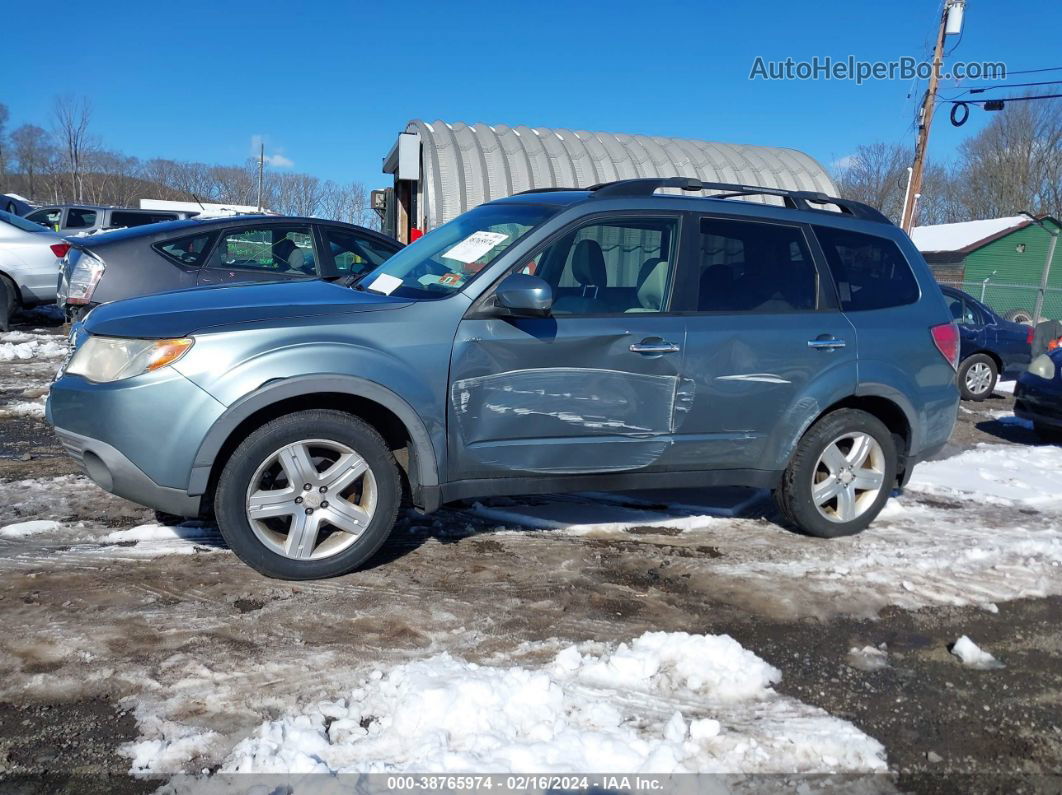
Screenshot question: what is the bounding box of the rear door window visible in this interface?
[66,208,98,229]
[814,227,920,311]
[208,225,318,275]
[694,217,818,312]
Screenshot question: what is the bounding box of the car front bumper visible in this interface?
[47,368,227,516]
[1014,378,1062,430]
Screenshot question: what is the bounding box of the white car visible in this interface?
[0,209,66,330]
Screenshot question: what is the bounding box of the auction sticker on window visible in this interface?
[442,231,509,264]
[367,273,403,295]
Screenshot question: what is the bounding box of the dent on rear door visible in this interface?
[448,321,693,475]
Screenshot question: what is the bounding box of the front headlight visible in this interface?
[1028,354,1057,381]
[64,335,194,382]
[66,253,105,304]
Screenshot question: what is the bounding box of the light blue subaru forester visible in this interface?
[48,178,960,579]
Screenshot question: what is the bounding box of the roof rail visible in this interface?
[587,177,891,224]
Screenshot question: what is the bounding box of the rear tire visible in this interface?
[957,353,998,401]
[0,276,17,332]
[775,409,897,539]
[214,409,401,580]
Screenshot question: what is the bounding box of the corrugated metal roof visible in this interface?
[403,120,837,229]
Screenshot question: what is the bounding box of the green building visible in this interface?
[912,214,1061,322]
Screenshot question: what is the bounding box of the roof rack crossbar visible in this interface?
[585,178,890,224]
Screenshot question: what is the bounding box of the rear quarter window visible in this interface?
[814,226,920,312]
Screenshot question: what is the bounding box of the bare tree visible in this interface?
[954,95,1062,221]
[10,124,54,199]
[833,142,914,224]
[52,95,94,202]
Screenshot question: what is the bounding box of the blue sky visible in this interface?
[2,0,1059,189]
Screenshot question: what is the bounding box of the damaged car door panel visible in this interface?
[47,178,960,579]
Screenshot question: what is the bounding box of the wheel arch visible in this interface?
[962,349,1002,372]
[189,375,439,512]
[786,392,915,487]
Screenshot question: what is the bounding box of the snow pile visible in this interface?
[0,519,60,538]
[103,523,223,557]
[908,443,1062,507]
[0,396,47,419]
[0,332,67,362]
[213,632,885,776]
[124,708,222,777]
[950,636,1004,670]
[847,645,889,672]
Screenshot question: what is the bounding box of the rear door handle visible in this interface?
[630,341,681,354]
[808,337,846,350]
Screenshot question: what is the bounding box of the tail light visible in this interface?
[50,242,71,259]
[931,322,960,370]
[1026,326,1035,345]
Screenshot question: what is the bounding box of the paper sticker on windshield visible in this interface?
[442,231,509,264]
[368,273,403,295]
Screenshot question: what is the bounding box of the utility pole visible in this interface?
[901,0,965,233]
[1022,212,1059,326]
[257,141,265,212]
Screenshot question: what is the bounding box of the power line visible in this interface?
[941,79,1062,100]
[942,92,1062,104]
[1001,66,1062,76]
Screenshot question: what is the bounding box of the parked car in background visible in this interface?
[0,209,66,331]
[48,177,960,579]
[940,285,1033,401]
[2,193,35,217]
[1015,349,1062,443]
[24,204,195,235]
[57,215,402,321]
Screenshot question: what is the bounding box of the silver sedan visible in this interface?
[0,209,66,330]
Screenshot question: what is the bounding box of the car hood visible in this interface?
[83,279,413,339]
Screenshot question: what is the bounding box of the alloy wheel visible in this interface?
[965,362,993,395]
[245,439,377,560]
[810,432,886,523]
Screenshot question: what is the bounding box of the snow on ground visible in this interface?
[950,636,1004,670]
[0,519,60,538]
[468,442,1062,617]
[134,631,885,779]
[0,330,67,362]
[907,443,1062,507]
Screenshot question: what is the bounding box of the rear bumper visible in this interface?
[1015,379,1062,429]
[53,427,201,516]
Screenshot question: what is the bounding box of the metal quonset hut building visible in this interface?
[380,120,837,243]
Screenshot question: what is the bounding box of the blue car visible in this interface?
[1015,350,1062,442]
[940,285,1033,401]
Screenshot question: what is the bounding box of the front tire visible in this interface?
[958,354,998,401]
[214,409,401,579]
[775,409,897,538]
[0,276,16,332]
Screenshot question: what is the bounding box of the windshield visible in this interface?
[0,209,48,233]
[357,203,556,299]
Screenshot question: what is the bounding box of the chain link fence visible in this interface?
[937,279,1062,324]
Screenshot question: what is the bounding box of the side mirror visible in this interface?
[493,273,553,317]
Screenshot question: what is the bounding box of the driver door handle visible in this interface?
[630,340,681,354]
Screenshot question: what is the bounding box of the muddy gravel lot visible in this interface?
[0,314,1059,793]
